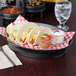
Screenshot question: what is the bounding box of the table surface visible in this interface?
[0,0,76,76]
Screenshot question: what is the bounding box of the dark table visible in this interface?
[0,0,76,76]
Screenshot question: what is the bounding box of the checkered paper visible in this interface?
[13,15,28,25]
[0,15,75,50]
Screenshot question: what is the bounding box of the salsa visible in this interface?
[40,40,51,48]
[2,7,22,14]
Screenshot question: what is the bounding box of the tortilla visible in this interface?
[16,22,38,44]
[6,22,27,34]
[6,22,27,40]
[27,26,53,46]
[33,27,53,45]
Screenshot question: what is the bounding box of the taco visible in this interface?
[27,26,53,46]
[16,22,38,44]
[6,22,27,40]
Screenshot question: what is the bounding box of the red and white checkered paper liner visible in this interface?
[0,15,75,50]
[13,15,28,25]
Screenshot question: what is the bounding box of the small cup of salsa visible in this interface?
[0,6,24,27]
[2,6,23,14]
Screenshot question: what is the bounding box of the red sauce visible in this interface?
[2,7,22,14]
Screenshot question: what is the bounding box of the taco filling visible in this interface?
[40,34,53,40]
[29,32,40,45]
[9,29,18,40]
[20,28,33,43]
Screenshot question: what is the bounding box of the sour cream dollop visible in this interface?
[52,30,66,44]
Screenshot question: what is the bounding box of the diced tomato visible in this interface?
[46,35,53,40]
[43,37,50,40]
[46,35,51,38]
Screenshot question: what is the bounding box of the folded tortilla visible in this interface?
[6,22,27,40]
[16,22,38,44]
[27,26,53,46]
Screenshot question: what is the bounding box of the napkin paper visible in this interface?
[0,45,22,70]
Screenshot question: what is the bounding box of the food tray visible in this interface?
[5,23,73,59]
